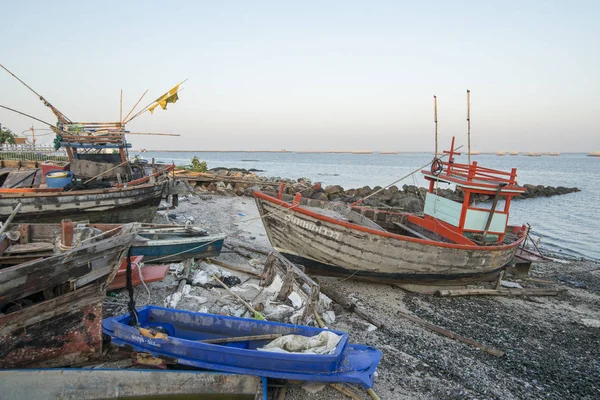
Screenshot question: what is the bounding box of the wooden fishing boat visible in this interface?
[0,369,260,400]
[0,165,172,224]
[103,306,382,388]
[129,225,226,262]
[0,221,137,368]
[254,138,529,292]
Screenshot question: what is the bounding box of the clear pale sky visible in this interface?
[1,0,598,152]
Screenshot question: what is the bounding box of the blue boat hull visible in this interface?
[103,306,381,388]
[130,234,225,262]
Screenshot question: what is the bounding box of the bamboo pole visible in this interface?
[199,333,281,344]
[212,275,266,320]
[125,79,188,124]
[125,132,181,136]
[122,89,148,123]
[119,89,123,125]
[330,384,361,400]
[467,89,471,164]
[434,95,438,157]
[0,203,23,236]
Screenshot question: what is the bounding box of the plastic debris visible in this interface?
[288,292,303,309]
[258,331,342,355]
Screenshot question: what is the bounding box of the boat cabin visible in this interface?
[420,137,526,244]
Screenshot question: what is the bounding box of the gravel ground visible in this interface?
[105,193,600,399]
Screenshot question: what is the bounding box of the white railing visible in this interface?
[0,144,68,162]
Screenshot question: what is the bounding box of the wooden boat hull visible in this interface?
[0,225,137,368]
[0,181,167,223]
[254,192,526,287]
[0,369,260,399]
[131,233,226,263]
[104,306,382,388]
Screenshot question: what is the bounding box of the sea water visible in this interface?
[142,151,599,262]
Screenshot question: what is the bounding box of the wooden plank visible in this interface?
[436,288,567,297]
[199,333,282,344]
[4,242,55,254]
[392,221,430,240]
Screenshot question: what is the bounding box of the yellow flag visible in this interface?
[149,83,181,114]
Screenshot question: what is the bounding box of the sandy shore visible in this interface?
[107,193,599,399]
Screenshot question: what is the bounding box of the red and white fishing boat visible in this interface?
[254,137,529,292]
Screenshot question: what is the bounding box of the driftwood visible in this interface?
[436,288,567,297]
[260,254,277,286]
[207,258,260,277]
[319,284,384,329]
[213,275,265,320]
[394,310,504,357]
[322,284,504,357]
[330,384,361,400]
[199,333,281,344]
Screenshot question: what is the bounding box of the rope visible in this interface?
[352,145,463,206]
[126,248,139,326]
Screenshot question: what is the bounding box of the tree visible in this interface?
[0,126,16,145]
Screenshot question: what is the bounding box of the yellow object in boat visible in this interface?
[47,172,69,178]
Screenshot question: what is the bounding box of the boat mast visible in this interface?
[434,95,438,157]
[467,89,471,165]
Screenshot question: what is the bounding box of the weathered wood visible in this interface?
[19,223,30,244]
[392,220,430,240]
[70,159,128,181]
[0,282,105,368]
[199,333,282,344]
[330,384,361,400]
[0,230,136,305]
[4,242,54,254]
[277,269,295,301]
[208,258,260,277]
[255,194,523,285]
[394,308,504,357]
[0,181,167,224]
[213,275,265,320]
[436,288,567,297]
[260,254,277,286]
[301,284,320,325]
[0,370,260,399]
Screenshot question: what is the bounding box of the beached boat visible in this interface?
[103,305,382,388]
[0,369,260,400]
[129,225,226,262]
[254,138,529,292]
[0,221,137,368]
[0,165,172,223]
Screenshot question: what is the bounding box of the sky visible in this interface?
[1,0,598,152]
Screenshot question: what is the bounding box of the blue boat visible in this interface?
[130,226,226,262]
[103,306,382,388]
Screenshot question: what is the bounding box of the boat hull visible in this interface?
[103,306,381,388]
[0,225,137,368]
[131,234,226,263]
[0,369,260,399]
[0,181,167,223]
[254,193,525,287]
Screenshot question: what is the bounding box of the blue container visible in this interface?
[45,171,73,188]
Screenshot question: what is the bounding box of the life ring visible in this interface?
[431,158,443,176]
